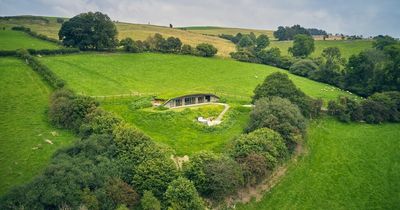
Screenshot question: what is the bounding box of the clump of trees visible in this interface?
[119,33,218,57]
[328,91,400,124]
[253,72,323,118]
[273,25,311,41]
[59,12,118,50]
[229,128,288,185]
[288,34,315,57]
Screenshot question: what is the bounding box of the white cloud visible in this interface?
[0,0,399,37]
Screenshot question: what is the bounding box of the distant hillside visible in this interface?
[0,16,236,57]
[180,26,274,38]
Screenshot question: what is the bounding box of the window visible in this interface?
[184,97,196,105]
[198,96,204,103]
[205,95,211,102]
[175,99,182,106]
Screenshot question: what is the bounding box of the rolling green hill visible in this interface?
[39,52,356,103]
[238,118,400,209]
[0,58,76,195]
[0,29,60,50]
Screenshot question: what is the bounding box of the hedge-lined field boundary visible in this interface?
[11,26,62,45]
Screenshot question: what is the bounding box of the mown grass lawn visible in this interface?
[0,58,76,195]
[102,101,250,155]
[0,29,60,50]
[39,53,356,103]
[238,117,400,210]
[270,39,373,59]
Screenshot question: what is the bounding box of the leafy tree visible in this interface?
[289,59,318,77]
[289,34,315,57]
[230,50,258,63]
[56,17,64,23]
[141,191,161,210]
[183,152,243,199]
[313,47,345,85]
[113,124,167,181]
[253,72,312,116]
[164,177,205,210]
[255,34,270,51]
[236,153,268,186]
[195,43,218,57]
[105,177,140,208]
[344,49,387,96]
[229,128,288,169]
[120,38,142,53]
[166,37,182,52]
[373,35,397,50]
[256,47,281,66]
[59,12,118,50]
[181,44,194,55]
[49,90,98,132]
[246,97,306,149]
[238,35,254,48]
[132,158,178,199]
[273,25,311,41]
[79,107,122,137]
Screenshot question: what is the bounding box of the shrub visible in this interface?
[253,72,313,117]
[246,97,306,149]
[289,59,319,77]
[288,34,315,57]
[0,50,17,56]
[229,128,288,169]
[120,38,141,53]
[113,124,167,181]
[361,99,390,124]
[79,107,122,138]
[130,96,153,110]
[164,177,205,210]
[49,90,98,132]
[230,50,258,63]
[16,50,66,88]
[256,47,281,66]
[105,177,140,208]
[183,151,243,199]
[141,191,161,210]
[132,158,178,199]
[180,44,194,55]
[236,153,269,186]
[195,43,218,57]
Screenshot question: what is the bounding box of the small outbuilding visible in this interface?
[163,93,219,108]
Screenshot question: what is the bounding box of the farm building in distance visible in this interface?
[163,93,219,108]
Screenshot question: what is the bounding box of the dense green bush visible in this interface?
[27,48,80,55]
[289,59,319,77]
[105,177,140,208]
[49,90,98,132]
[328,91,400,123]
[236,153,269,186]
[79,107,122,137]
[246,97,306,149]
[229,128,288,168]
[288,34,315,57]
[16,49,66,88]
[164,177,205,210]
[181,44,195,55]
[253,72,318,117]
[141,191,161,210]
[0,50,17,56]
[195,43,218,57]
[132,158,178,199]
[183,151,243,200]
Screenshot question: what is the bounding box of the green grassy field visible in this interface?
[0,29,60,50]
[270,40,373,59]
[238,117,400,209]
[39,53,356,103]
[0,58,76,195]
[103,102,250,155]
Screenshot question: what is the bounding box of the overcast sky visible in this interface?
[1,0,399,37]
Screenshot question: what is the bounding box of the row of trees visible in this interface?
[58,11,218,57]
[328,91,400,124]
[120,34,218,57]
